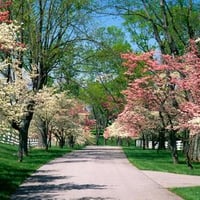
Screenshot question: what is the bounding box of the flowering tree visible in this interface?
[0,1,35,161]
[171,40,200,162]
[32,87,95,149]
[31,87,59,150]
[52,98,95,148]
[109,40,200,163]
[0,1,96,160]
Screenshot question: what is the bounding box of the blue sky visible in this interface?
[94,14,134,48]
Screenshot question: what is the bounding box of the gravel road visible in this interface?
[11,146,200,200]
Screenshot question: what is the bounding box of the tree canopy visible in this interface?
[1,0,200,164]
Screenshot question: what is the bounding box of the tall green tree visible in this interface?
[92,0,200,54]
[78,26,131,144]
[124,0,200,54]
[12,0,93,89]
[7,0,94,158]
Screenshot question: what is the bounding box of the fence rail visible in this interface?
[136,140,183,150]
[0,133,39,147]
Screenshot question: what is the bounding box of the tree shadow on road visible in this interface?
[60,147,126,162]
[11,147,123,200]
[73,197,116,200]
[12,181,107,200]
[11,167,108,200]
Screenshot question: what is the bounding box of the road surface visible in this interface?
[11,146,200,200]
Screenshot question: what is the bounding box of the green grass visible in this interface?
[123,146,200,200]
[170,186,200,200]
[97,136,136,146]
[123,147,200,175]
[1,143,199,200]
[0,143,72,200]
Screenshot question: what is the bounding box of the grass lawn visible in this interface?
[0,143,72,200]
[123,146,200,200]
[170,186,200,200]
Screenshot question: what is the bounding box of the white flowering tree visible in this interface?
[51,97,95,148]
[30,87,59,150]
[0,1,35,161]
[31,87,95,149]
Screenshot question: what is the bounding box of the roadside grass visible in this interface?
[123,146,200,200]
[1,142,199,200]
[123,147,200,175]
[170,186,200,200]
[0,143,72,200]
[97,136,136,146]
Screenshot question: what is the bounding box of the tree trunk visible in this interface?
[38,120,49,150]
[23,130,29,155]
[68,135,74,148]
[59,136,65,148]
[117,137,123,146]
[182,130,193,169]
[146,136,149,149]
[20,114,33,156]
[18,132,24,162]
[158,128,166,150]
[96,133,99,145]
[42,133,48,151]
[142,134,145,150]
[95,125,101,145]
[16,117,32,162]
[48,131,52,148]
[20,112,33,156]
[169,130,179,164]
[188,133,200,162]
[12,102,34,161]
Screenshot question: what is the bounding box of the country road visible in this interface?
[11,146,200,200]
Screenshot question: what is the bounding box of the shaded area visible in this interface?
[25,174,71,183]
[11,147,120,200]
[0,143,70,199]
[18,183,106,192]
[12,193,57,200]
[12,183,107,200]
[52,159,90,164]
[53,146,125,163]
[11,146,188,200]
[73,197,116,200]
[0,166,36,200]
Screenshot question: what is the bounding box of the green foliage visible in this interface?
[77,26,131,135]
[121,0,200,54]
[123,11,156,52]
[96,136,136,146]
[123,147,200,175]
[81,82,106,103]
[0,143,71,199]
[11,0,94,91]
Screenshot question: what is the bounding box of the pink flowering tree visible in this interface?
[109,40,200,164]
[170,40,200,162]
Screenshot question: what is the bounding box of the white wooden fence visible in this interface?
[136,140,183,150]
[0,133,39,147]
